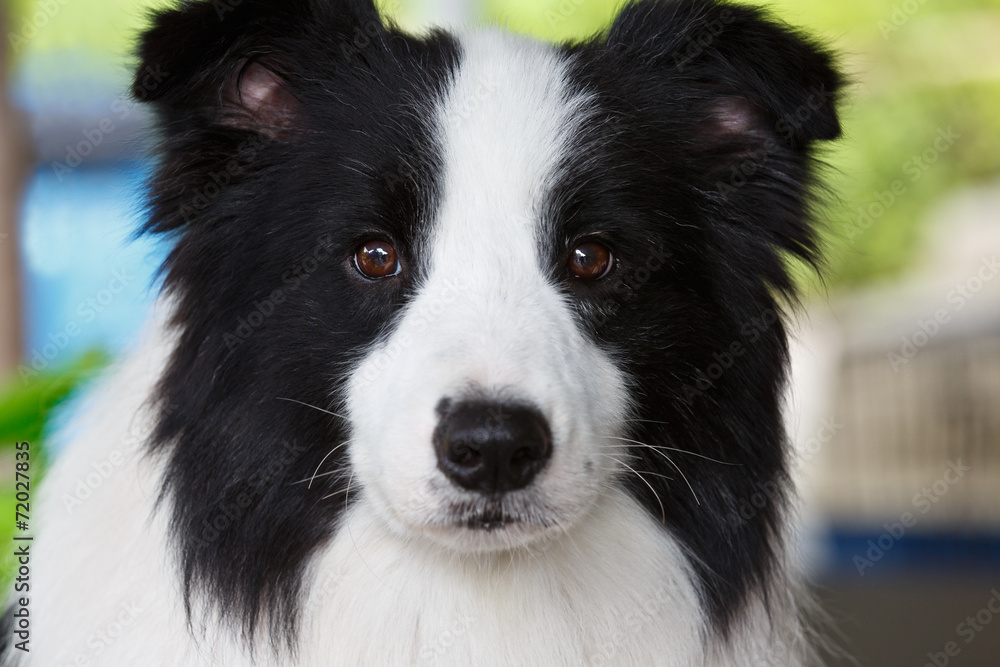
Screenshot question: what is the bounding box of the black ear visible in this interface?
[132,0,383,137]
[605,0,843,151]
[589,0,844,280]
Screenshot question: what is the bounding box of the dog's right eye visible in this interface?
[354,240,400,279]
[568,241,614,281]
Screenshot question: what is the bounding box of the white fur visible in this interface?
[8,30,807,667]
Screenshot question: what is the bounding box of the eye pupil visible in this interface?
[355,240,399,279]
[569,241,612,280]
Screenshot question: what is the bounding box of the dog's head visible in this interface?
[137,0,841,639]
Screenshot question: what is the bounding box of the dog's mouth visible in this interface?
[406,490,587,553]
[445,497,556,533]
[464,507,511,532]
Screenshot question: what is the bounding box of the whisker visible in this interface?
[602,454,666,524]
[306,440,350,489]
[291,466,346,486]
[597,437,701,506]
[597,433,739,466]
[597,454,674,482]
[276,396,349,420]
[622,417,671,426]
[344,471,355,502]
[656,453,699,506]
[322,471,354,501]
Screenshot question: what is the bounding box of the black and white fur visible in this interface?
[3,0,842,664]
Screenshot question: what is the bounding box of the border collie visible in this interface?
[3,0,842,663]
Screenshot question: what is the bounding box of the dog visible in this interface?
[2,0,842,664]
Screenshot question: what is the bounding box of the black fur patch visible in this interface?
[557,0,842,633]
[134,0,460,643]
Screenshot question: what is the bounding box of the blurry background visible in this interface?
[1,0,998,663]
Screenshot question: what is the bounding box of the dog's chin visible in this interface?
[404,498,571,554]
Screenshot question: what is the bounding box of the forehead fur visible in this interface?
[435,31,584,236]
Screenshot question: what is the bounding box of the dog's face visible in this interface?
[137,0,841,638]
[346,34,633,552]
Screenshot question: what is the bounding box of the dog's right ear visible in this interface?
[132,0,384,138]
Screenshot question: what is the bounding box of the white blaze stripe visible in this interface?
[425,30,586,391]
[434,30,577,266]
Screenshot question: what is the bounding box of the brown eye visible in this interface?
[355,240,399,279]
[568,241,613,280]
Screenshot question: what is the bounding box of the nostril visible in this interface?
[434,400,552,496]
[511,443,542,465]
[450,443,480,466]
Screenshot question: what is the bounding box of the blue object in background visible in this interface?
[824,528,1000,577]
[18,160,170,381]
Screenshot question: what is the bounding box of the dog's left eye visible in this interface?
[355,240,400,279]
[568,241,614,280]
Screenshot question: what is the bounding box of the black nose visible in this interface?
[434,401,552,495]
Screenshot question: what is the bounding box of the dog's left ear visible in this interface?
[604,0,844,152]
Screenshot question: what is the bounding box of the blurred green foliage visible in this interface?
[7,0,173,57]
[0,350,108,446]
